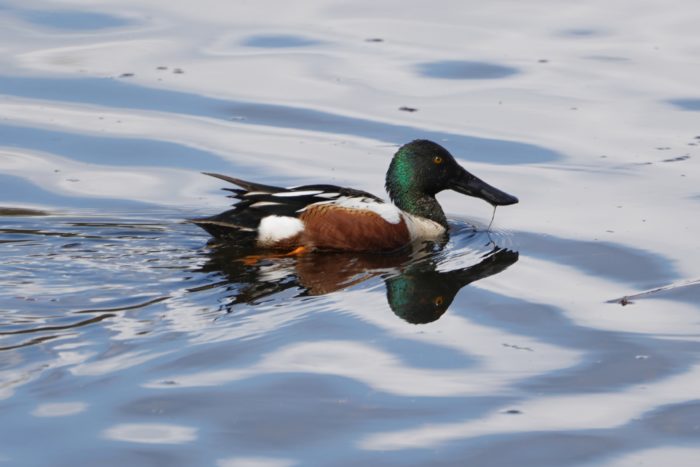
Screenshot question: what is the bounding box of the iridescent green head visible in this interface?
[385,140,518,227]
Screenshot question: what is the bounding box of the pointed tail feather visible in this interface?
[202,172,284,193]
[189,217,258,243]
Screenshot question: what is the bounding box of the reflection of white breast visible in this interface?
[402,213,446,240]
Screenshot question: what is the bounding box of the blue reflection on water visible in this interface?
[669,98,700,111]
[13,9,129,30]
[0,174,158,209]
[0,123,228,170]
[243,34,322,48]
[418,60,519,80]
[0,75,560,165]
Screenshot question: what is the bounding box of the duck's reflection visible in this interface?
[198,241,518,324]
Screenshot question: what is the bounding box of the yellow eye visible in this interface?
[433,296,444,306]
[432,155,443,164]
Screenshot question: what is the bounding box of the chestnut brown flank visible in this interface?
[299,205,410,252]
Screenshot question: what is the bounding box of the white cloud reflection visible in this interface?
[146,334,577,398]
[601,447,700,467]
[217,457,297,467]
[102,423,197,444]
[360,363,700,450]
[32,402,87,417]
[70,350,171,376]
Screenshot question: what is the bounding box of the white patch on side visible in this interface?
[334,196,402,224]
[250,201,281,208]
[315,192,340,199]
[257,215,304,246]
[403,213,445,240]
[294,196,402,223]
[244,191,271,197]
[272,190,323,198]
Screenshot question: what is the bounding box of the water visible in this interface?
[1,1,700,466]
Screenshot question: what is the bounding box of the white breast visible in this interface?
[403,213,446,240]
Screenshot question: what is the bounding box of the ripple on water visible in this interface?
[0,75,560,164]
[12,8,131,31]
[1,206,698,466]
[242,34,323,48]
[417,60,519,80]
[668,98,700,111]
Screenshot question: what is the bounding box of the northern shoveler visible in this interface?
[192,139,518,252]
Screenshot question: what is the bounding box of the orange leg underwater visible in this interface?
[240,246,309,266]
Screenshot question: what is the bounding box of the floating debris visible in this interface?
[662,154,691,163]
[0,207,49,216]
[173,68,184,74]
[156,66,168,70]
[502,343,533,351]
[608,277,700,305]
[399,106,418,112]
[119,73,135,78]
[365,38,384,42]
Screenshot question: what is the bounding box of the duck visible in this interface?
[191,139,518,253]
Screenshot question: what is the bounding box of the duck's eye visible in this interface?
[433,296,444,306]
[432,155,443,165]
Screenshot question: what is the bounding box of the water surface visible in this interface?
[1,1,699,466]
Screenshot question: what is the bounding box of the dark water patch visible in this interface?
[0,75,560,164]
[668,98,700,111]
[452,287,696,394]
[136,367,511,461]
[242,34,322,48]
[14,9,130,31]
[125,376,426,449]
[0,123,228,171]
[417,60,519,80]
[0,174,159,210]
[642,400,700,439]
[516,232,678,289]
[527,338,686,393]
[452,432,623,467]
